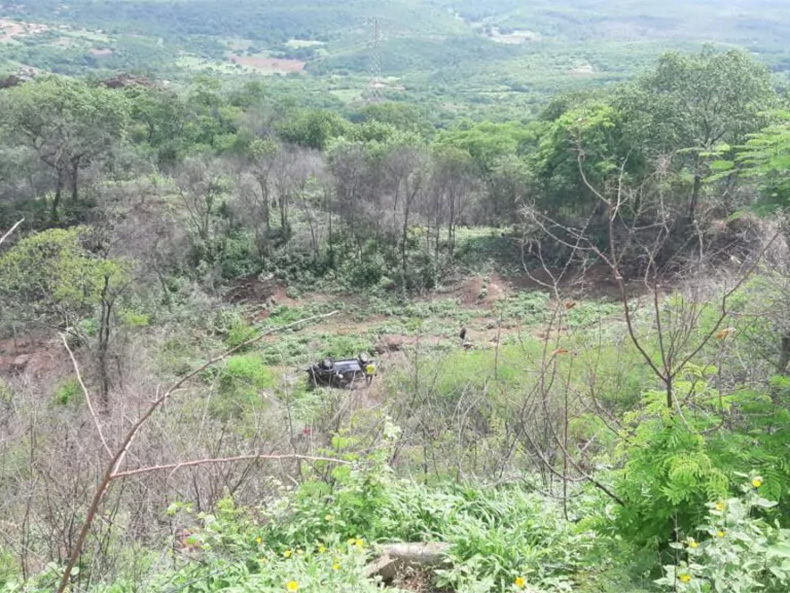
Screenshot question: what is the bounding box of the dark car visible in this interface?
[306,354,376,389]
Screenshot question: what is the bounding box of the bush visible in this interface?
[53,377,81,406]
[657,477,790,593]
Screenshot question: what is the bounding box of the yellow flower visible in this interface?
[332,563,341,571]
[347,538,356,546]
[256,536,262,545]
[688,539,699,549]
[355,538,365,550]
[286,581,299,592]
[679,574,691,584]
[715,501,726,512]
[324,514,334,521]
[514,576,526,589]
[717,530,725,538]
[318,545,327,553]
[283,549,292,558]
[752,477,764,488]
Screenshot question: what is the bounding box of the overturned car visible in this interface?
[306,354,376,389]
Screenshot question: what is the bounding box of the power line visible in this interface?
[365,17,383,103]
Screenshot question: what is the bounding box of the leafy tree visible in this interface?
[437,120,535,224]
[125,85,190,167]
[0,227,126,331]
[0,227,131,403]
[0,77,130,223]
[354,102,434,139]
[536,101,640,217]
[277,108,351,151]
[636,47,776,219]
[723,112,790,215]
[185,77,244,153]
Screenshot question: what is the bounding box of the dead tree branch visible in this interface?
[0,218,24,248]
[55,310,340,593]
[60,333,112,458]
[113,454,350,480]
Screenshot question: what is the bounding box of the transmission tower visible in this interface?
[365,17,384,103]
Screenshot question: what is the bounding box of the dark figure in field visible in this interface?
[460,327,472,350]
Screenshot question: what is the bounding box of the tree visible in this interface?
[636,47,776,219]
[710,112,790,376]
[0,227,130,405]
[437,121,534,224]
[277,109,351,151]
[354,102,433,139]
[726,111,790,216]
[175,158,231,257]
[379,139,429,290]
[125,85,190,167]
[185,76,243,152]
[0,77,130,223]
[536,102,641,219]
[425,148,477,258]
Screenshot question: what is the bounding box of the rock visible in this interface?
[364,542,451,582]
[374,336,404,354]
[11,354,31,372]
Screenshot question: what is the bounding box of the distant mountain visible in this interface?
[1,0,789,118]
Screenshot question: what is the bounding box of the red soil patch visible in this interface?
[229,55,306,73]
[0,336,63,379]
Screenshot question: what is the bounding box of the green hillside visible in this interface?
[3,3,790,593]
[2,0,790,119]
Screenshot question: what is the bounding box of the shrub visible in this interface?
[54,377,81,406]
[657,477,790,593]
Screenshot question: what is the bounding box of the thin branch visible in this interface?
[60,334,112,459]
[0,218,24,247]
[55,310,339,593]
[113,453,351,480]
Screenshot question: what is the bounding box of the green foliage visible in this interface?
[613,384,730,547]
[657,479,790,593]
[53,377,81,406]
[712,111,790,214]
[257,432,596,593]
[537,101,640,214]
[220,354,275,394]
[278,109,352,151]
[0,227,129,329]
[612,366,790,550]
[0,76,130,222]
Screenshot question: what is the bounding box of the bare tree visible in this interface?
[54,311,343,593]
[175,158,229,244]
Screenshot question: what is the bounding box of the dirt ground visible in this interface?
[0,19,48,43]
[0,335,64,378]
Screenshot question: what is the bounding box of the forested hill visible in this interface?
[1,0,790,120]
[4,2,790,593]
